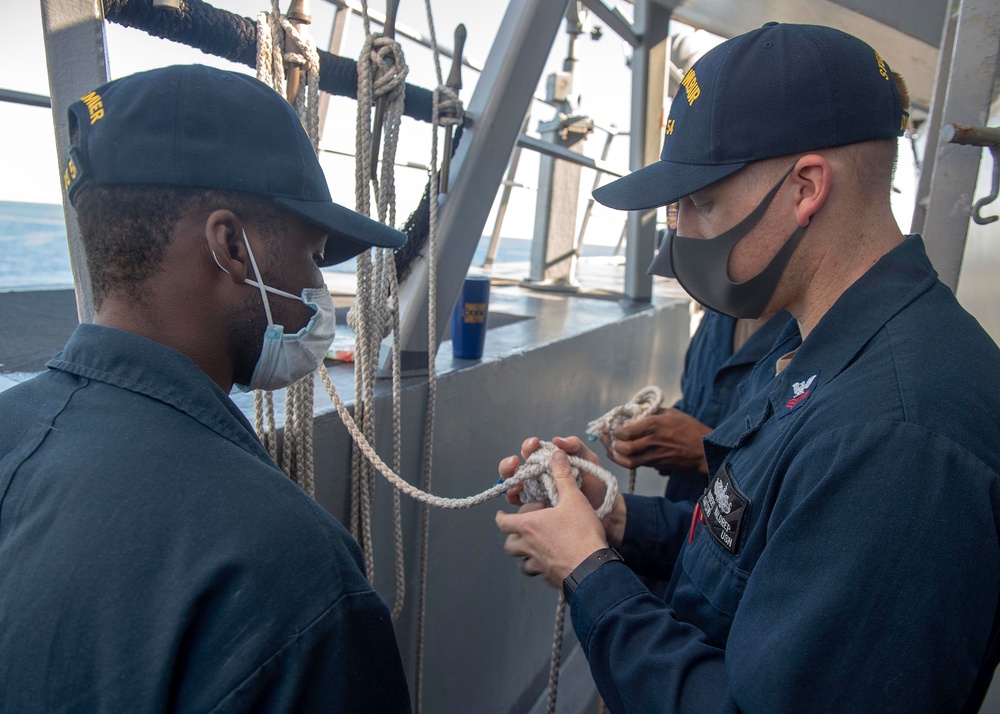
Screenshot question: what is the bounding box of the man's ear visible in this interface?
[205,209,249,285]
[790,155,832,227]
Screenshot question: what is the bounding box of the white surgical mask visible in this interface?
[213,230,336,392]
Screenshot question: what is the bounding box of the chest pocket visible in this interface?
[672,530,750,647]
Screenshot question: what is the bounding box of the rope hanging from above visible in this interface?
[342,0,410,621]
[256,3,322,152]
[249,0,322,499]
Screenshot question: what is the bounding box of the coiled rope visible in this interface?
[586,385,663,493]
[252,0,322,498]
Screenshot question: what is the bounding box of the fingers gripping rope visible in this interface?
[515,441,619,518]
[585,385,664,495]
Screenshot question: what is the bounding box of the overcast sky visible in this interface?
[0,0,637,251]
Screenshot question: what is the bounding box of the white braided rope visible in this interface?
[547,593,567,714]
[321,364,621,515]
[586,385,664,495]
[585,385,664,443]
[514,441,619,516]
[414,4,466,709]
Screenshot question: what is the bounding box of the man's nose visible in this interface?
[675,199,700,238]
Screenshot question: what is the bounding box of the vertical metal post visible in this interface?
[317,0,352,140]
[918,0,1000,290]
[483,112,531,268]
[525,6,590,291]
[573,127,619,261]
[623,0,670,303]
[910,0,959,236]
[524,112,589,290]
[40,0,110,323]
[388,0,572,374]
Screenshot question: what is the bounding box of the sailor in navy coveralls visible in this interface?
[496,23,1000,713]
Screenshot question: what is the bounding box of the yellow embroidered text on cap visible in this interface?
[79,91,105,125]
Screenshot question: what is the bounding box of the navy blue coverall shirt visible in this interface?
[571,236,1000,713]
[0,324,411,712]
[666,309,797,503]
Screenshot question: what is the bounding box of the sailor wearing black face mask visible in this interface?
[495,23,1000,714]
[0,65,411,713]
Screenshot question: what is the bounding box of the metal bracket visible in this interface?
[941,124,1000,225]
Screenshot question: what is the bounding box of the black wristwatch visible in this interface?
[562,547,624,603]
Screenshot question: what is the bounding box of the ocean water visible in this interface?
[0,200,623,292]
[0,201,75,291]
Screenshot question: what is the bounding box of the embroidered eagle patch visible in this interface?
[779,371,820,418]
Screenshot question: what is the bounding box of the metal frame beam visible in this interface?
[910,0,959,237]
[516,133,624,177]
[389,0,572,372]
[918,0,1000,289]
[580,0,640,48]
[40,0,110,324]
[0,89,51,108]
[623,0,670,303]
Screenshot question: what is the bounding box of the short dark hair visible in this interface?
[743,70,911,194]
[73,185,285,310]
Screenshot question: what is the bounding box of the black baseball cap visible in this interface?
[593,23,908,212]
[63,64,406,266]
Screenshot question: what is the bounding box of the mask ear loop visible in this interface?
[211,230,305,324]
[240,230,276,327]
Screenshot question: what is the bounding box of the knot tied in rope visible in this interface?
[585,385,663,446]
[513,441,619,519]
[366,36,409,100]
[433,85,463,127]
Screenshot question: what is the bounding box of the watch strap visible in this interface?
[562,547,624,603]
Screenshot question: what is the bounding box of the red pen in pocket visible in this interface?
[688,501,705,543]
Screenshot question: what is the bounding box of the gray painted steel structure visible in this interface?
[623,0,670,303]
[917,0,1000,290]
[40,0,109,324]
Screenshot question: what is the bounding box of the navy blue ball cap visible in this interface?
[593,23,908,211]
[64,64,405,266]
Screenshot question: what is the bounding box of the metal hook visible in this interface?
[941,124,1000,226]
[972,146,999,226]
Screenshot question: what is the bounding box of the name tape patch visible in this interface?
[699,462,750,555]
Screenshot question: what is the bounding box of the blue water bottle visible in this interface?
[451,274,491,359]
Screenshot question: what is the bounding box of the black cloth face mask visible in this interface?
[652,164,808,319]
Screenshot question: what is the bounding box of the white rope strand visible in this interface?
[319,365,621,514]
[586,385,664,494]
